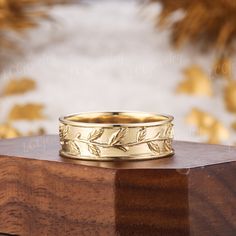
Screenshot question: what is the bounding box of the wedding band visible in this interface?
[59,112,174,161]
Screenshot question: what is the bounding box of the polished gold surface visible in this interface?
[59,112,174,161]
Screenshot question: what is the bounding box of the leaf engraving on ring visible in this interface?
[61,124,173,157]
[109,128,127,145]
[137,127,147,142]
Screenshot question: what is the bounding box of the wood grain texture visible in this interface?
[115,169,190,236]
[114,165,236,236]
[0,157,116,236]
[0,135,235,235]
[188,162,236,236]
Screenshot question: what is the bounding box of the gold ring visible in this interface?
[59,111,174,161]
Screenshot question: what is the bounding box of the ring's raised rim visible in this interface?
[59,149,175,161]
[59,111,174,128]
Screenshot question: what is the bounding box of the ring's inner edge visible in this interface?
[66,113,168,124]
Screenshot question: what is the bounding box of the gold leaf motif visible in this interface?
[147,141,160,155]
[77,132,81,139]
[2,78,36,96]
[109,128,127,145]
[59,125,69,140]
[155,128,164,138]
[88,128,104,141]
[115,145,129,152]
[8,103,45,120]
[137,127,146,142]
[164,140,172,152]
[59,125,63,136]
[88,144,100,157]
[165,124,173,137]
[176,65,213,96]
[69,141,80,155]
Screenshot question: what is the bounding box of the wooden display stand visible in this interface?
[0,135,235,236]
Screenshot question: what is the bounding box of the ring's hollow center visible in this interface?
[67,112,168,124]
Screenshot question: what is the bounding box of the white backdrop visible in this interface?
[0,0,235,144]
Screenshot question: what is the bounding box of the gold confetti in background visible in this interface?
[150,0,236,144]
[0,0,70,139]
[0,77,46,139]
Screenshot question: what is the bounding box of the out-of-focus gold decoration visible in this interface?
[0,1,71,139]
[27,127,46,136]
[0,76,48,139]
[8,103,45,120]
[224,81,236,113]
[150,0,236,52]
[0,123,46,138]
[231,121,236,131]
[212,56,232,80]
[0,123,21,139]
[2,77,36,96]
[207,122,229,144]
[176,65,212,96]
[149,0,236,143]
[0,0,70,48]
[186,108,229,144]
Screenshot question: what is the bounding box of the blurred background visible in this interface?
[0,0,236,145]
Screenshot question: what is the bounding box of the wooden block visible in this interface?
[0,135,235,236]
